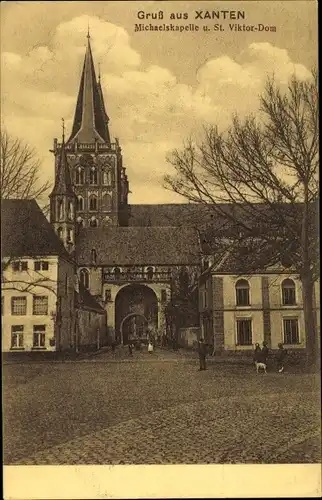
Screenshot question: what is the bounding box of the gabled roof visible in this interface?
[75,283,105,313]
[1,199,69,258]
[76,226,200,266]
[68,35,110,144]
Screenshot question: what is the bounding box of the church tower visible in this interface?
[51,32,129,230]
[49,126,76,253]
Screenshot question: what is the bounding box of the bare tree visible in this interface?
[0,129,51,203]
[165,71,319,367]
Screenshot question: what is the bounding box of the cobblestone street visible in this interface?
[3,348,321,465]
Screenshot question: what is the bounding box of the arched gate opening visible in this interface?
[115,284,158,344]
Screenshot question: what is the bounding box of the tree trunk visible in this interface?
[302,276,319,371]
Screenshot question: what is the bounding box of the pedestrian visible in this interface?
[148,341,154,354]
[261,341,269,365]
[198,337,207,371]
[128,343,133,356]
[253,343,262,362]
[111,340,116,353]
[277,343,287,373]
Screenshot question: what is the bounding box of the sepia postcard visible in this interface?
[1,0,320,498]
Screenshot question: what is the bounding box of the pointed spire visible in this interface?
[51,121,74,196]
[67,33,110,144]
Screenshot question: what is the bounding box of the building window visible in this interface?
[80,268,90,289]
[89,167,98,185]
[161,289,167,302]
[67,228,73,243]
[102,193,112,211]
[91,249,97,265]
[12,261,28,272]
[282,279,296,305]
[89,195,98,211]
[236,279,250,306]
[105,289,112,302]
[102,170,111,185]
[33,296,48,315]
[57,227,63,239]
[75,167,85,185]
[89,217,98,227]
[33,325,46,348]
[11,325,24,348]
[146,267,154,280]
[68,201,74,220]
[76,217,84,229]
[203,290,208,309]
[34,261,49,271]
[11,297,27,315]
[58,200,64,220]
[283,318,300,344]
[236,318,252,345]
[114,267,121,280]
[76,196,84,211]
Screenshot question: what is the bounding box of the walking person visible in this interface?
[128,342,133,356]
[277,343,287,373]
[148,340,154,354]
[198,337,207,371]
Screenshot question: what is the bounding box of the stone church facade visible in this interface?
[49,34,200,345]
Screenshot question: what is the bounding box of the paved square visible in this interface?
[3,349,321,464]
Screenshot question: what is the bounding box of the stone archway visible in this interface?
[120,313,148,345]
[115,284,158,344]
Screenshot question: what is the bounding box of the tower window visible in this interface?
[75,167,85,185]
[89,217,98,227]
[102,170,111,185]
[58,200,64,220]
[76,196,84,211]
[89,195,98,211]
[80,268,90,289]
[89,167,98,185]
[68,201,74,220]
[67,228,73,243]
[91,249,97,265]
[102,193,112,212]
[57,227,63,240]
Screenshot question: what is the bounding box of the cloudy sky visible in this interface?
[1,1,317,204]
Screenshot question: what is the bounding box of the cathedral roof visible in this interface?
[76,226,200,266]
[1,199,69,258]
[68,35,110,144]
[50,139,74,196]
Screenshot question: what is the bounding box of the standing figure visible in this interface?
[277,343,287,373]
[148,341,154,354]
[254,343,262,363]
[198,337,207,371]
[128,343,133,356]
[261,341,269,366]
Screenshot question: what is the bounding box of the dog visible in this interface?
[255,361,267,374]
